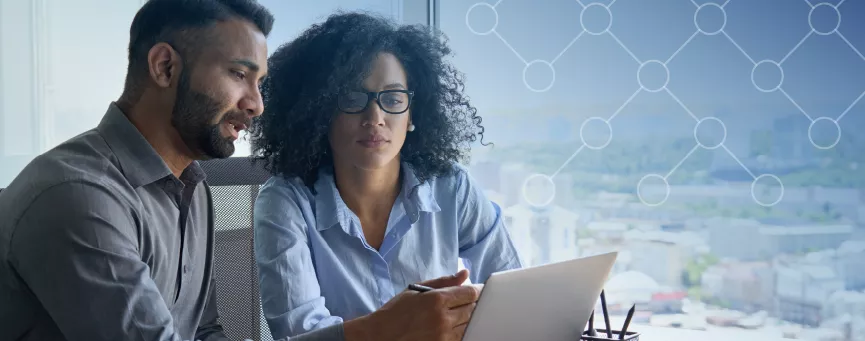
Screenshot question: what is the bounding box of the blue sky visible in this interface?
[438,0,865,152]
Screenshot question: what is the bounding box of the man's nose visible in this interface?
[240,89,264,118]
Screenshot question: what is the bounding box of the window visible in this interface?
[0,0,415,187]
[0,0,144,186]
[441,0,864,338]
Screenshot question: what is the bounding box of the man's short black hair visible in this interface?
[122,0,274,100]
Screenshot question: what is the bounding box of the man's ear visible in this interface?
[147,42,183,88]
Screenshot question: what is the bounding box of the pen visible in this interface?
[600,290,612,338]
[619,304,635,340]
[408,283,434,292]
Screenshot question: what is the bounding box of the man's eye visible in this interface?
[232,70,246,80]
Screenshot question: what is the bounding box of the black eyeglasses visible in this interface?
[337,90,415,114]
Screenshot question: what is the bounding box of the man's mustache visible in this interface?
[220,111,252,128]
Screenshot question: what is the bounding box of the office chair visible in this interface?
[200,157,274,341]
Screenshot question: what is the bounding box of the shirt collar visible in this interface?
[313,170,352,233]
[313,163,440,232]
[96,102,204,188]
[399,163,441,218]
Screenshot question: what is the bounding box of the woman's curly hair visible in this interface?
[248,11,487,190]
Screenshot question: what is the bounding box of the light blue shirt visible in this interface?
[253,163,522,339]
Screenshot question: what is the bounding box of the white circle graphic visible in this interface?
[808,116,842,149]
[466,2,499,36]
[580,3,613,36]
[637,60,670,93]
[637,174,670,207]
[523,60,556,92]
[522,173,556,207]
[694,116,727,150]
[751,60,784,93]
[751,174,784,207]
[580,117,613,150]
[808,3,841,36]
[694,3,727,35]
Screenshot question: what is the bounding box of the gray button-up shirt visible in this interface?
[0,103,343,341]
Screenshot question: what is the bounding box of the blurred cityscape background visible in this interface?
[445,1,865,340]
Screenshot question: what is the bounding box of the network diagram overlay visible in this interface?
[465,0,865,208]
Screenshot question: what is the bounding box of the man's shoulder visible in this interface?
[0,129,132,224]
[23,129,124,186]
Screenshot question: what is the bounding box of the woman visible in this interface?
[249,11,522,339]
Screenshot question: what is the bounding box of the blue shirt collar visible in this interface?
[313,163,440,233]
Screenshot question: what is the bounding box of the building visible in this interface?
[822,290,865,323]
[707,217,855,261]
[624,230,707,289]
[700,261,775,313]
[774,261,845,327]
[700,265,724,300]
[759,221,854,256]
[498,163,530,208]
[503,203,581,267]
[576,238,631,275]
[770,114,814,163]
[706,217,766,260]
[836,241,865,290]
[586,220,628,242]
[603,271,686,314]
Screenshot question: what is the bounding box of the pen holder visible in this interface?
[580,329,640,341]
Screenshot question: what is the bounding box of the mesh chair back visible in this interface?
[200,157,274,341]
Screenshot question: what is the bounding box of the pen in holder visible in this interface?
[580,291,640,341]
[581,329,640,341]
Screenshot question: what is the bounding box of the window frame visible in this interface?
[402,0,435,26]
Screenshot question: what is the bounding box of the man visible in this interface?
[0,1,480,340]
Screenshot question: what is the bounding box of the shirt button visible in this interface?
[183,265,189,274]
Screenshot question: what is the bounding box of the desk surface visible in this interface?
[634,325,787,341]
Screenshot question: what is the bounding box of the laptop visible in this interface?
[462,251,618,341]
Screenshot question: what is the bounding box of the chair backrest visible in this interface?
[199,157,274,341]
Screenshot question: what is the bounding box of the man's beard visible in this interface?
[171,71,239,160]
